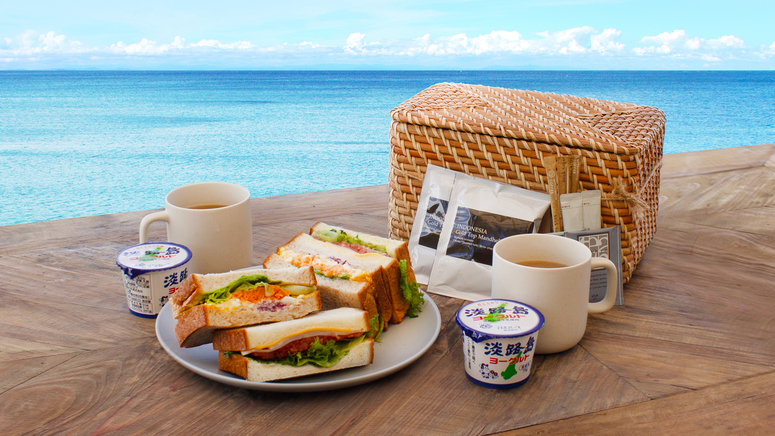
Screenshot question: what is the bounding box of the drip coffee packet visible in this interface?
[427,176,551,301]
[544,155,582,232]
[408,165,467,284]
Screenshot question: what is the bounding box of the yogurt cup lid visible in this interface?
[456,299,545,343]
[116,242,192,279]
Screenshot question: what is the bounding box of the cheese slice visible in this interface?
[214,307,370,352]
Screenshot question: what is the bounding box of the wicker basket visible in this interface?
[388,83,666,283]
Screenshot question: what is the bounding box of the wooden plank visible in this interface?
[658,165,775,220]
[251,185,389,226]
[0,290,155,362]
[679,205,775,238]
[0,354,78,395]
[498,370,775,435]
[661,144,774,179]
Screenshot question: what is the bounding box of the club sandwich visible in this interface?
[309,222,424,323]
[170,266,321,348]
[215,307,374,382]
[263,232,394,330]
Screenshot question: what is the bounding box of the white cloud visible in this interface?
[1,27,773,69]
[635,30,748,61]
[709,35,744,49]
[591,28,625,54]
[390,27,620,57]
[1,30,90,56]
[346,33,365,48]
[106,36,254,55]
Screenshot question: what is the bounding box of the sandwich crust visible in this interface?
[170,273,202,318]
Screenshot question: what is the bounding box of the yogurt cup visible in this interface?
[456,299,544,389]
[117,242,192,318]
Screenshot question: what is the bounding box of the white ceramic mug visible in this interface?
[491,234,618,354]
[139,182,253,275]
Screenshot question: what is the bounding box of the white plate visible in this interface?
[155,297,442,392]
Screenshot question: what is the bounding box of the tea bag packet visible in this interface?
[560,192,584,232]
[564,226,624,306]
[408,165,468,284]
[561,189,602,232]
[581,190,602,231]
[427,176,551,301]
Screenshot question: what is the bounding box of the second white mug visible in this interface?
[139,181,253,275]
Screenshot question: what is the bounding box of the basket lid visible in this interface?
[391,83,665,156]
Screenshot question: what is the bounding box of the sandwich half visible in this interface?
[263,233,393,330]
[309,222,424,323]
[215,307,375,382]
[170,266,321,348]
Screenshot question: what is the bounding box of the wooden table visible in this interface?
[2,145,774,435]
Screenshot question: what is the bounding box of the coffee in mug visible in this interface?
[139,182,253,274]
[492,234,618,354]
[515,260,567,268]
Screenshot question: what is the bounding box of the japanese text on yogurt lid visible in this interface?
[457,299,544,342]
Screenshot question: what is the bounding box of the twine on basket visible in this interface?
[603,159,663,218]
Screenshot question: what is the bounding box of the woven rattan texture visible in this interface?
[388,83,666,283]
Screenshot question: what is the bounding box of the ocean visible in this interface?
[1,70,773,227]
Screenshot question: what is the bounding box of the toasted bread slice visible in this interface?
[218,338,374,382]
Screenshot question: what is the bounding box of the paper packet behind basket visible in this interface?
[427,176,551,301]
[408,165,466,284]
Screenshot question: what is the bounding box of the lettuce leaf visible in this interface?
[202,274,277,305]
[314,268,351,280]
[399,259,424,318]
[251,335,366,368]
[366,314,383,342]
[313,229,388,254]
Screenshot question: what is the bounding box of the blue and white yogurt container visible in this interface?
[456,299,545,389]
[116,242,192,318]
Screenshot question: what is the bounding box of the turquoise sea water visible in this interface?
[1,70,774,227]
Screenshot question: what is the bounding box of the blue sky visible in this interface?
[2,0,774,70]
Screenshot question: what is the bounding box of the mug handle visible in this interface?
[139,211,169,243]
[587,257,618,314]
